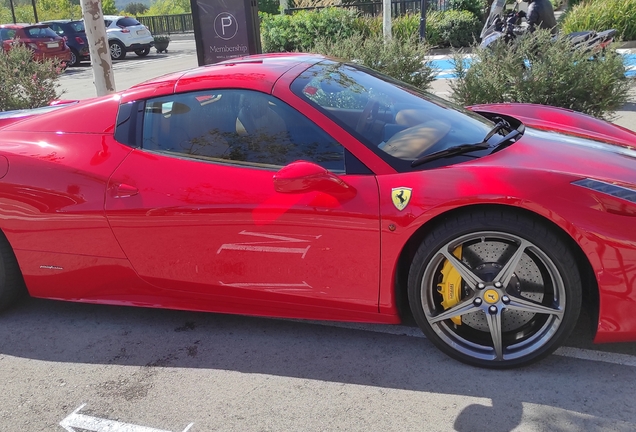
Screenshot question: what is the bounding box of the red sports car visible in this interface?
[0,54,635,368]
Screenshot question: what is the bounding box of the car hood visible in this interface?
[476,126,636,190]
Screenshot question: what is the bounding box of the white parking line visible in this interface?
[294,320,636,367]
[553,346,636,367]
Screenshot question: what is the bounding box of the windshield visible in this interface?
[117,17,142,27]
[481,0,507,38]
[24,26,59,39]
[291,60,494,171]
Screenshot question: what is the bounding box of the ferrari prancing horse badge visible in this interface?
[391,187,412,211]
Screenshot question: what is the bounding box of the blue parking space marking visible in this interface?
[625,53,636,77]
[431,52,636,80]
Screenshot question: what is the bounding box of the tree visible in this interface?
[35,0,82,20]
[145,0,190,15]
[124,1,147,15]
[101,0,117,15]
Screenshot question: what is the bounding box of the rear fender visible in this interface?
[0,101,79,130]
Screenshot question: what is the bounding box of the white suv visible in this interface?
[104,15,154,60]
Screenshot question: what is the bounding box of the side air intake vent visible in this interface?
[573,178,636,204]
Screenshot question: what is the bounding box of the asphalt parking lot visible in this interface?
[5,38,633,431]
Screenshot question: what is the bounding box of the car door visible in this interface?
[105,89,381,314]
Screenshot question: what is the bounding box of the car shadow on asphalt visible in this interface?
[0,296,635,431]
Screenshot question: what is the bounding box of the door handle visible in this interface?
[111,183,139,198]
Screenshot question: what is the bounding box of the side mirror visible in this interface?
[273,161,355,196]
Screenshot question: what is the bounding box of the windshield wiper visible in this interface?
[410,120,520,168]
[410,143,490,167]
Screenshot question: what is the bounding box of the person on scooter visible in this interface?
[526,0,558,34]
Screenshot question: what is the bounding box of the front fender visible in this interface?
[468,103,636,147]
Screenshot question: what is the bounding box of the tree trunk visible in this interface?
[81,0,116,96]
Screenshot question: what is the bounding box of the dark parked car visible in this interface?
[39,20,89,67]
[0,23,71,65]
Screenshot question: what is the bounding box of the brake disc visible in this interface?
[454,240,544,332]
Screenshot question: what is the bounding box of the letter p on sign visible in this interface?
[221,16,233,35]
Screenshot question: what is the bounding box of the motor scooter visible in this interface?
[480,0,616,52]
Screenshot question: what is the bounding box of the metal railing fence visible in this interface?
[137,14,194,35]
[285,0,451,16]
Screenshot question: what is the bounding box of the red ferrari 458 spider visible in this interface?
[0,54,635,368]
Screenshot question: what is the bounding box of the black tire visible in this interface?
[68,48,80,67]
[109,40,126,60]
[407,209,582,369]
[135,47,150,57]
[0,234,26,311]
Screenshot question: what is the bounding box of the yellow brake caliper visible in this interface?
[437,246,463,325]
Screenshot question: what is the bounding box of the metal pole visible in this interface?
[419,0,427,41]
[31,0,38,23]
[383,0,392,41]
[9,0,17,24]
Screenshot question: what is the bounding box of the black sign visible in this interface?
[190,0,261,65]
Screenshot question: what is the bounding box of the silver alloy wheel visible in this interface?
[420,231,566,362]
[110,42,123,59]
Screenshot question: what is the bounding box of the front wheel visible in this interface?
[109,40,126,60]
[407,210,582,368]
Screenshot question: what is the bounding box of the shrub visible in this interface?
[312,33,436,90]
[449,0,487,19]
[260,13,296,52]
[260,7,358,52]
[450,30,630,119]
[349,10,481,48]
[259,0,279,15]
[426,9,483,48]
[392,13,420,41]
[0,44,63,112]
[566,0,586,9]
[561,0,636,41]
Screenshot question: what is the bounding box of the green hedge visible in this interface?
[449,0,487,19]
[261,8,482,52]
[259,0,279,15]
[426,10,483,47]
[260,8,359,52]
[561,0,636,41]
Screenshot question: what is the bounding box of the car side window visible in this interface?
[1,29,16,40]
[141,90,346,173]
[49,24,65,36]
